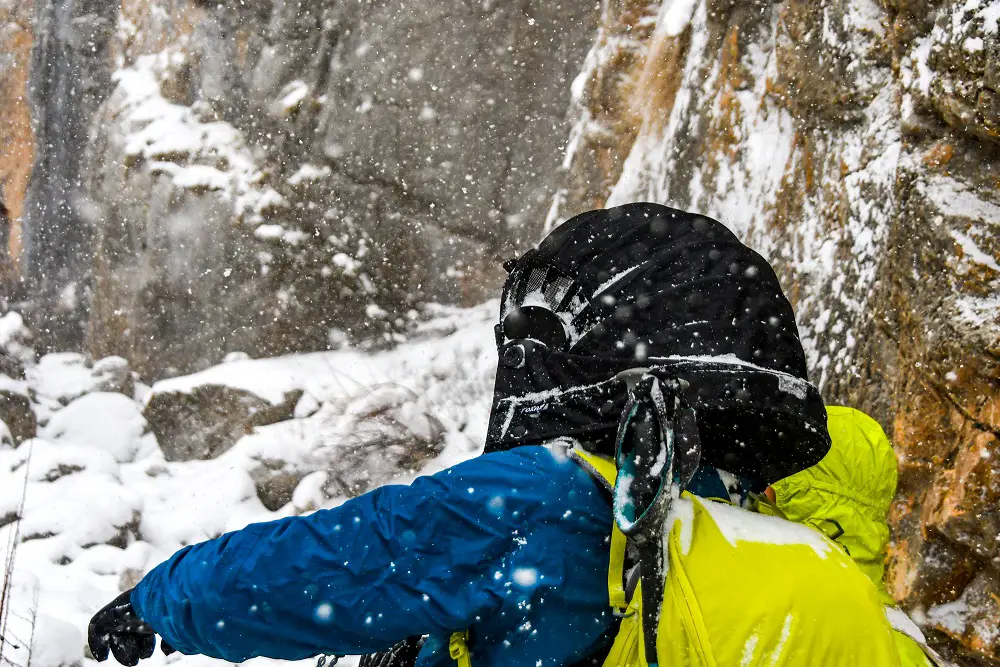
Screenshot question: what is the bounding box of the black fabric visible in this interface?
[87,588,165,665]
[358,636,424,667]
[486,202,829,486]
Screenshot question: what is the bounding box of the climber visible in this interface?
[86,203,900,667]
[761,405,942,666]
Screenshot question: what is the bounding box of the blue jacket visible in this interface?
[131,446,618,666]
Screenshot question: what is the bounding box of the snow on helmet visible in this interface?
[485,202,830,486]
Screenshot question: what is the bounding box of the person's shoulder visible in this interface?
[474,445,594,481]
[424,445,597,499]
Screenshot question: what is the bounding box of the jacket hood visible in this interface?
[486,203,831,485]
[771,406,898,595]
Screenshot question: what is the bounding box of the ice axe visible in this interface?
[613,369,701,667]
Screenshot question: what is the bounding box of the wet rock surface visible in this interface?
[17,1,600,376]
[21,0,119,350]
[556,0,1000,663]
[0,386,35,445]
[145,384,303,461]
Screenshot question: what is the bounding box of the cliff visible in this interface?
[554,0,1000,662]
[0,0,32,292]
[65,0,596,376]
[2,0,999,662]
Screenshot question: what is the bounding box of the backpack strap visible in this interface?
[448,631,472,667]
[569,447,629,615]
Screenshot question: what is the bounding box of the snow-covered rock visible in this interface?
[121,457,268,550]
[90,356,135,397]
[31,614,86,667]
[0,311,33,379]
[27,353,112,410]
[1,439,141,555]
[26,353,139,432]
[144,382,303,462]
[43,393,149,463]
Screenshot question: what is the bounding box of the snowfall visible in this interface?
[0,298,943,667]
[0,304,498,667]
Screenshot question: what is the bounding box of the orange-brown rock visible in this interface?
[0,0,33,287]
[556,1,1000,663]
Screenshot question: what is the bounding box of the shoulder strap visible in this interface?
[569,448,629,614]
[449,632,472,667]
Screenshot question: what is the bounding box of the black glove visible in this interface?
[358,636,424,667]
[88,589,175,665]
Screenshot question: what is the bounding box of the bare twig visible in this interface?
[0,441,33,666]
[24,588,37,667]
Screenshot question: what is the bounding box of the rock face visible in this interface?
[144,384,302,461]
[553,0,1000,662]
[0,0,33,292]
[62,0,597,377]
[21,0,118,349]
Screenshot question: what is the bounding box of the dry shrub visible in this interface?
[119,0,204,63]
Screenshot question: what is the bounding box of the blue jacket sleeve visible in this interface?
[130,446,607,662]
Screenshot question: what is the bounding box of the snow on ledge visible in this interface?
[148,302,499,407]
[917,174,1000,224]
[110,52,267,219]
[147,350,362,405]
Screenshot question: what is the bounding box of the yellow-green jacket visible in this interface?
[571,406,939,666]
[771,406,937,666]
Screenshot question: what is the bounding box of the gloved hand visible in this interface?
[88,589,175,665]
[358,636,425,667]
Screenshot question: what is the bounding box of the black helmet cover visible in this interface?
[485,202,830,486]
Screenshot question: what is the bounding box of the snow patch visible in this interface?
[695,497,834,558]
[918,174,1000,224]
[274,79,310,114]
[288,163,333,186]
[950,229,1000,273]
[928,594,970,635]
[655,0,700,37]
[111,53,267,221]
[42,393,149,463]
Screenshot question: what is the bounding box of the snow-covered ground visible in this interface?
[0,304,498,667]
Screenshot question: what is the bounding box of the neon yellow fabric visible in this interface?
[655,494,900,666]
[449,631,472,667]
[602,583,645,667]
[569,449,629,613]
[769,406,935,666]
[894,629,937,667]
[569,420,918,667]
[771,406,898,597]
